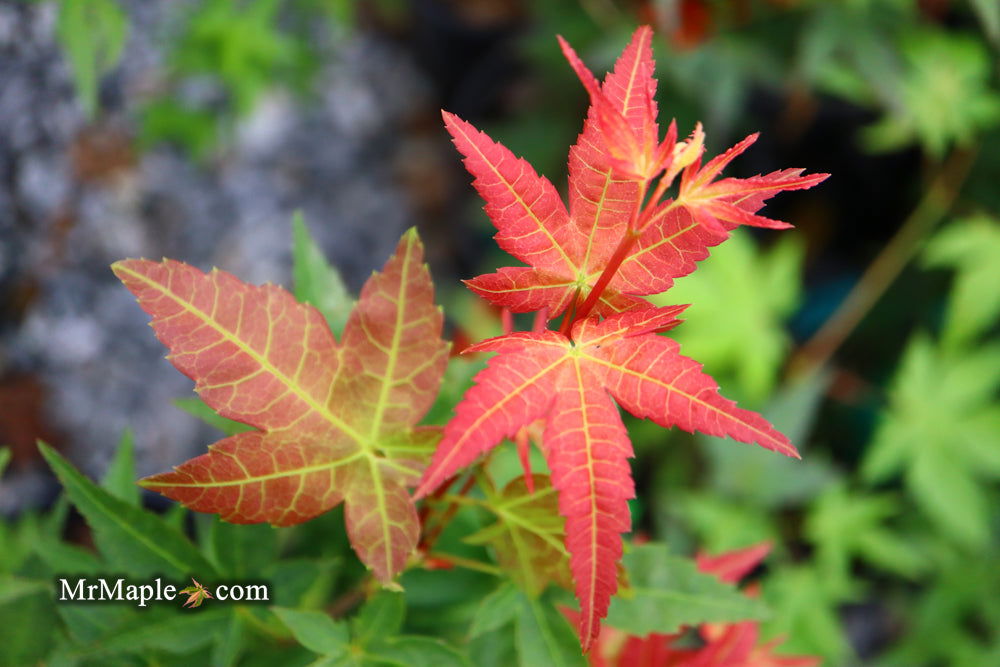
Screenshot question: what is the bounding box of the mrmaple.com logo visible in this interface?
[56,577,268,608]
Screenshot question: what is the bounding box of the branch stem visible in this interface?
[789,147,975,378]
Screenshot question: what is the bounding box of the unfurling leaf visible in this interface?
[450,26,826,320]
[464,474,571,596]
[114,229,449,582]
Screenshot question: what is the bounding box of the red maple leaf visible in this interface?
[451,26,827,323]
[113,229,448,583]
[416,307,798,649]
[420,26,825,651]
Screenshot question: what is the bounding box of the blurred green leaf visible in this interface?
[863,335,1000,548]
[100,429,139,507]
[273,607,350,657]
[924,215,1000,347]
[0,577,55,666]
[468,582,521,638]
[139,99,218,159]
[864,30,1000,156]
[605,543,767,635]
[174,397,255,437]
[678,494,778,552]
[881,544,1000,667]
[805,483,925,597]
[174,0,298,114]
[469,626,518,667]
[652,230,803,402]
[69,608,230,660]
[0,447,10,477]
[372,637,470,667]
[292,211,354,337]
[353,592,405,645]
[56,0,128,118]
[514,592,586,667]
[762,565,853,663]
[38,442,216,579]
[212,612,247,667]
[198,515,278,578]
[267,557,340,609]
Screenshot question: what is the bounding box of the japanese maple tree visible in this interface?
[416,25,826,650]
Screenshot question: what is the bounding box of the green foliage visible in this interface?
[275,595,471,666]
[292,211,354,337]
[172,0,299,115]
[654,230,803,402]
[863,30,1000,156]
[56,0,128,118]
[805,483,924,597]
[605,543,767,635]
[863,335,1000,549]
[39,442,217,579]
[924,215,1000,347]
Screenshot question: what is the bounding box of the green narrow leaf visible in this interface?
[605,543,767,635]
[100,429,139,506]
[514,592,586,667]
[0,447,10,477]
[56,0,128,118]
[273,607,350,657]
[173,397,254,436]
[373,636,471,667]
[469,627,518,667]
[702,372,837,509]
[38,441,216,579]
[353,592,405,645]
[924,216,1000,348]
[56,603,132,645]
[72,608,230,658]
[0,577,56,667]
[199,515,279,578]
[34,539,103,576]
[292,211,354,336]
[212,612,247,667]
[469,582,521,638]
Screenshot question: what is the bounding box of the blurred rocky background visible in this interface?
[0,0,525,510]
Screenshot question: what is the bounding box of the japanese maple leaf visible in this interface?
[113,229,448,583]
[450,26,826,320]
[179,578,213,608]
[415,307,798,649]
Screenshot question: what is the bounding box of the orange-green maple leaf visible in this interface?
[453,26,826,319]
[112,229,448,583]
[415,307,797,650]
[178,578,213,608]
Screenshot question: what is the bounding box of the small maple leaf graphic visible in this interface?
[178,578,213,608]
